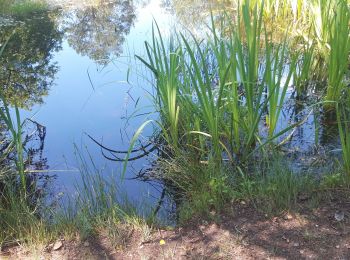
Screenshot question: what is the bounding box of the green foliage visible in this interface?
[264,32,297,137]
[337,93,350,178]
[325,0,350,107]
[0,61,26,193]
[320,172,346,189]
[164,159,233,224]
[58,146,150,240]
[293,43,315,95]
[0,183,54,248]
[235,156,316,214]
[134,0,301,166]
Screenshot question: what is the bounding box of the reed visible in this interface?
[264,32,296,137]
[325,0,350,108]
[293,43,315,95]
[133,0,305,164]
[337,93,350,178]
[136,24,182,151]
[0,43,26,195]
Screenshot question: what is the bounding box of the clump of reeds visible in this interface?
[337,92,350,178]
[134,0,303,166]
[325,0,350,107]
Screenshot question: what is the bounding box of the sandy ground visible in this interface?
[2,193,350,260]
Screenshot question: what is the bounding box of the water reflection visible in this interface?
[163,0,233,31]
[0,117,50,196]
[62,0,136,64]
[0,8,63,109]
[0,6,59,201]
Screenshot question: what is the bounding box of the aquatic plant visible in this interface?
[0,43,26,194]
[132,0,311,166]
[325,0,350,108]
[293,43,315,95]
[337,93,350,178]
[136,24,181,152]
[264,32,297,137]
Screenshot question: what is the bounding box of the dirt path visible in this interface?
[2,196,350,259]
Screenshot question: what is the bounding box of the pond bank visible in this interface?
[2,190,350,259]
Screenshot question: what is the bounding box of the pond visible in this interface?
[0,0,343,220]
[0,0,191,218]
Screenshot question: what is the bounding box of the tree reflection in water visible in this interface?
[0,6,62,195]
[63,0,136,64]
[161,0,232,32]
[0,8,63,109]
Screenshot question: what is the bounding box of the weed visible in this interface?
[235,155,315,214]
[325,0,350,107]
[337,93,350,178]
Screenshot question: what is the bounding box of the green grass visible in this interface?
[264,31,297,137]
[337,93,350,179]
[0,183,55,249]
[293,43,315,96]
[156,155,233,224]
[236,157,316,214]
[325,0,350,107]
[56,145,156,244]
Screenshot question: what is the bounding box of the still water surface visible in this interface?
[0,0,189,215]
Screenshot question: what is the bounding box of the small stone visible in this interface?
[83,241,89,247]
[293,242,300,247]
[272,217,279,223]
[283,213,293,220]
[335,211,345,222]
[240,200,246,205]
[336,245,340,249]
[315,224,319,228]
[282,236,290,243]
[53,241,63,251]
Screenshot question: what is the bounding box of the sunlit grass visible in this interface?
[264,31,296,137]
[337,93,350,178]
[0,42,26,195]
[325,0,350,107]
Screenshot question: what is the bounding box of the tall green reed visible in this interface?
[136,24,182,152]
[325,0,350,108]
[132,0,304,165]
[293,43,315,95]
[0,43,26,195]
[233,1,265,150]
[337,93,350,178]
[264,32,297,137]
